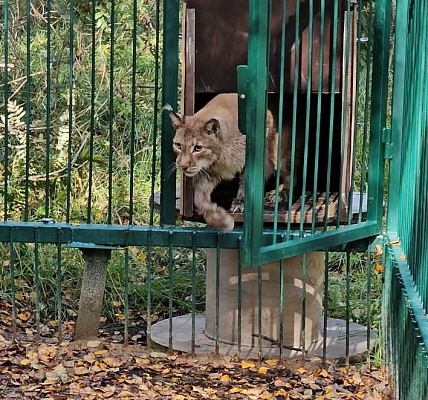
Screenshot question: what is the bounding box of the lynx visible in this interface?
[165,93,301,230]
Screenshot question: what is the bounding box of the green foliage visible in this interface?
[326,252,383,330]
[0,0,161,223]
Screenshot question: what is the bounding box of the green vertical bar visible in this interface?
[128,0,138,225]
[191,232,197,355]
[272,0,287,242]
[34,230,41,340]
[168,231,174,350]
[367,0,391,228]
[387,0,409,235]
[358,0,374,223]
[257,266,263,360]
[286,0,301,235]
[237,236,243,355]
[311,0,325,232]
[323,0,338,231]
[45,0,52,217]
[160,0,180,226]
[345,250,350,365]
[279,255,285,361]
[242,0,271,268]
[3,0,9,220]
[299,0,314,233]
[87,0,96,223]
[150,0,161,226]
[366,247,372,353]
[215,234,221,355]
[56,232,62,342]
[107,0,115,224]
[9,229,17,338]
[25,0,31,221]
[146,232,152,351]
[322,251,329,363]
[124,239,130,346]
[337,0,352,226]
[67,1,74,223]
[300,253,307,358]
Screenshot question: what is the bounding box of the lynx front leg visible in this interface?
[230,172,245,213]
[194,181,234,231]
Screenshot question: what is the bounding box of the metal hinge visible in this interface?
[382,127,393,159]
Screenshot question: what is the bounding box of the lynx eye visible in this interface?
[193,145,203,152]
[174,142,182,150]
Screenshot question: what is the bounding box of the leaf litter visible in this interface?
[0,334,391,399]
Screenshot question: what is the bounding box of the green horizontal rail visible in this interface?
[0,221,373,254]
[260,221,379,264]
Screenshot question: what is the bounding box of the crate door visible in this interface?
[240,0,391,267]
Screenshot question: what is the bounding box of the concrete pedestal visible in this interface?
[205,249,324,350]
[151,249,377,359]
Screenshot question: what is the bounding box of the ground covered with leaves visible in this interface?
[0,333,391,400]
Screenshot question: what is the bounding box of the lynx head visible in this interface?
[165,107,223,177]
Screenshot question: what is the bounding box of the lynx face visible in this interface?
[171,117,222,178]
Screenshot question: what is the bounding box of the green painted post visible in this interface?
[160,0,180,226]
[367,0,391,229]
[241,0,271,268]
[387,0,410,236]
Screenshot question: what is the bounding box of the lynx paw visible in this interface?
[205,208,235,231]
[265,184,290,205]
[230,197,244,213]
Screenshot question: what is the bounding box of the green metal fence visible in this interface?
[384,0,428,398]
[0,0,390,374]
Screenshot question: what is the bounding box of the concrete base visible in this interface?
[205,250,324,350]
[151,314,378,360]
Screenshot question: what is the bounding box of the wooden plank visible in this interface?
[152,190,371,225]
[180,7,196,218]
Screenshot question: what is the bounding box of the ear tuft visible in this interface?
[162,104,183,129]
[203,118,220,136]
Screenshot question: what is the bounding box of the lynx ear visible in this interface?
[203,118,220,136]
[162,104,183,129]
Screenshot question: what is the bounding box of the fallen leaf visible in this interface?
[257,366,268,374]
[87,340,102,348]
[241,360,255,369]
